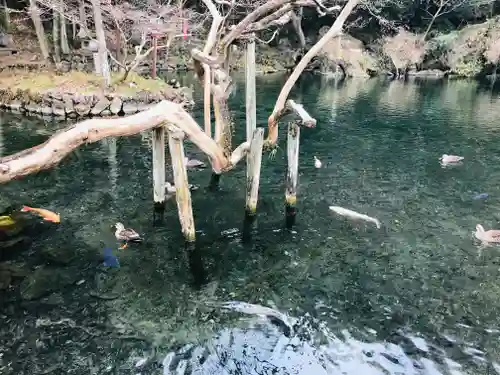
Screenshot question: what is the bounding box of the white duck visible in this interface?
[474,224,500,244]
[440,154,464,166]
[314,156,322,169]
[114,222,143,249]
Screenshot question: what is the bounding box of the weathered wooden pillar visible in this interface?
[203,65,211,137]
[168,129,196,244]
[245,128,264,216]
[285,121,300,227]
[242,34,258,237]
[245,34,256,142]
[152,126,166,210]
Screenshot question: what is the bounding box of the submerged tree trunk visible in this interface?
[29,0,50,61]
[90,0,111,86]
[60,15,70,54]
[52,10,61,63]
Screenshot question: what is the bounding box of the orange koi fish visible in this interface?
[21,206,60,223]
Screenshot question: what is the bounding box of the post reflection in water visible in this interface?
[186,241,207,288]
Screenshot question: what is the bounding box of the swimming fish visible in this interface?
[473,193,489,200]
[0,215,15,227]
[103,247,120,268]
[20,206,60,223]
[440,154,464,166]
[329,205,381,229]
[314,156,322,168]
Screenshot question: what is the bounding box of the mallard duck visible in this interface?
[184,157,206,169]
[314,156,322,168]
[440,154,464,166]
[114,222,142,249]
[474,224,500,244]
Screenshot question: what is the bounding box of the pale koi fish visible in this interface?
[329,205,381,229]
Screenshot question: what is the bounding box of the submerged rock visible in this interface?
[41,245,76,265]
[0,236,32,260]
[0,262,29,290]
[0,267,11,289]
[20,266,79,300]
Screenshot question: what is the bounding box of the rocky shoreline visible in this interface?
[0,86,193,119]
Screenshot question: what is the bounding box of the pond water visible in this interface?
[1,74,500,374]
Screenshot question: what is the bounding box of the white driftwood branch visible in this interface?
[286,100,317,127]
[230,141,250,166]
[221,0,291,50]
[0,101,229,184]
[199,0,222,139]
[201,0,223,55]
[191,48,224,68]
[244,5,293,33]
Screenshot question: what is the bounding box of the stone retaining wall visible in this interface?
[57,52,192,74]
[0,88,194,118]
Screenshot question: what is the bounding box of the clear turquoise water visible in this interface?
[1,74,500,374]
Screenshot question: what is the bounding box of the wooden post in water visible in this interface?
[242,34,258,237]
[203,65,211,137]
[152,126,166,210]
[245,34,256,142]
[245,128,264,216]
[168,129,196,244]
[242,128,264,242]
[285,121,300,227]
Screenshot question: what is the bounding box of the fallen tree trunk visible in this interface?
[0,100,231,184]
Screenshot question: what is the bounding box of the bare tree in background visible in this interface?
[52,7,61,62]
[100,0,207,82]
[28,0,50,60]
[34,0,208,82]
[90,0,111,85]
[421,0,493,40]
